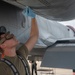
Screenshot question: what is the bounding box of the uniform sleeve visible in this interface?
[0,64,8,75]
[16,44,29,58]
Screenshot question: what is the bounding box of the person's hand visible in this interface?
[22,6,35,18]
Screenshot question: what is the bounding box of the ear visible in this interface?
[0,43,6,49]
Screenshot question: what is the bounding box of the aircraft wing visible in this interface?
[41,38,75,69]
[3,0,75,21]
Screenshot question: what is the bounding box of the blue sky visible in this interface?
[58,19,75,28]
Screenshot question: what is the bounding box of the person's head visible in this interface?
[0,26,19,57]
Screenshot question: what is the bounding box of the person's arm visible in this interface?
[25,18,39,51]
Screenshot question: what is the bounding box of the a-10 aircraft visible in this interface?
[1,0,75,69]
